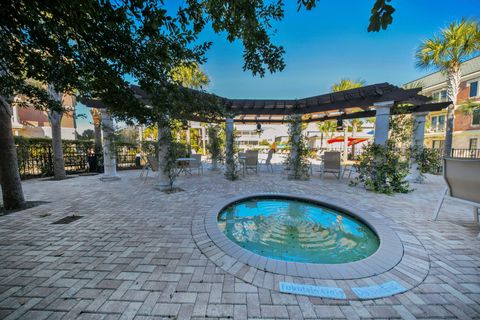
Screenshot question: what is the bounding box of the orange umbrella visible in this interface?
[327,136,368,146]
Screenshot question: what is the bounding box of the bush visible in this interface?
[411,146,442,175]
[352,142,410,194]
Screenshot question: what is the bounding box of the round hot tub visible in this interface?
[217,196,379,264]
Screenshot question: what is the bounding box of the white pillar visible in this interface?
[12,105,20,125]
[408,112,428,183]
[99,108,120,181]
[138,125,143,142]
[225,118,235,177]
[11,105,22,136]
[186,123,191,155]
[289,115,302,171]
[373,101,393,145]
[201,126,206,156]
[342,121,348,163]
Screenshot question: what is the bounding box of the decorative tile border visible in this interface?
[192,192,430,300]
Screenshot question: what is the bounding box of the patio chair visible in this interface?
[142,155,160,183]
[243,150,259,175]
[432,158,480,237]
[260,149,274,172]
[319,151,342,179]
[189,154,203,175]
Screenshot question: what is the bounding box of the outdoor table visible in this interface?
[176,157,196,175]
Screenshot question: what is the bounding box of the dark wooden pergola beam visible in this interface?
[232,102,450,124]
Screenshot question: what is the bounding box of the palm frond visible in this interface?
[415,18,480,71]
[330,78,366,92]
[458,99,480,114]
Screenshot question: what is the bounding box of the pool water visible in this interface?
[218,198,379,264]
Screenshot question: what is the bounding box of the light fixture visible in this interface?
[256,123,262,133]
[336,118,343,132]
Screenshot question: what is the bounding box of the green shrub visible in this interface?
[352,142,410,194]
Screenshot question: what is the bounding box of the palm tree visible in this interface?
[317,120,337,148]
[331,79,366,162]
[416,18,480,157]
[330,78,366,92]
[171,63,210,155]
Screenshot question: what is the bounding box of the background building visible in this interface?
[404,56,480,151]
[11,94,77,140]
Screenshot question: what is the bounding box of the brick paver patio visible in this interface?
[0,169,479,319]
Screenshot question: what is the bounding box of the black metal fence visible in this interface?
[14,137,480,179]
[15,138,154,179]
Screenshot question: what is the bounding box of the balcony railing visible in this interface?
[451,148,480,159]
[427,126,445,133]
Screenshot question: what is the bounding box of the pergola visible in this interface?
[82,82,451,187]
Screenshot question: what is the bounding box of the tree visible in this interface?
[0,82,57,209]
[416,19,480,157]
[317,120,337,148]
[80,129,95,140]
[172,63,210,155]
[47,87,68,180]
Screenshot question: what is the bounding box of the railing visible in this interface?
[15,138,151,179]
[451,148,480,159]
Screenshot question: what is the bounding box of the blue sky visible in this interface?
[76,0,479,133]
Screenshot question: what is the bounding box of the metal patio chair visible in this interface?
[432,158,480,237]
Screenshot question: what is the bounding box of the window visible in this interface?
[472,109,480,125]
[430,115,446,132]
[469,138,478,150]
[469,80,478,98]
[432,140,444,150]
[431,89,447,102]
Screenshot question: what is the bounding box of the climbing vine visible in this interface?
[207,125,224,170]
[285,114,310,180]
[224,129,239,180]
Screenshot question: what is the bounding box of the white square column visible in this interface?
[99,108,120,181]
[408,112,429,183]
[373,101,394,145]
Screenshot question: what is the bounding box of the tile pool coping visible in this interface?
[192,192,430,299]
[203,193,404,280]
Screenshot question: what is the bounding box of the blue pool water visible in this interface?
[218,197,379,264]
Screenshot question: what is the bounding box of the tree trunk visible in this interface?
[156,120,171,190]
[48,109,66,180]
[444,66,460,157]
[91,108,102,154]
[47,85,66,180]
[0,97,26,210]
